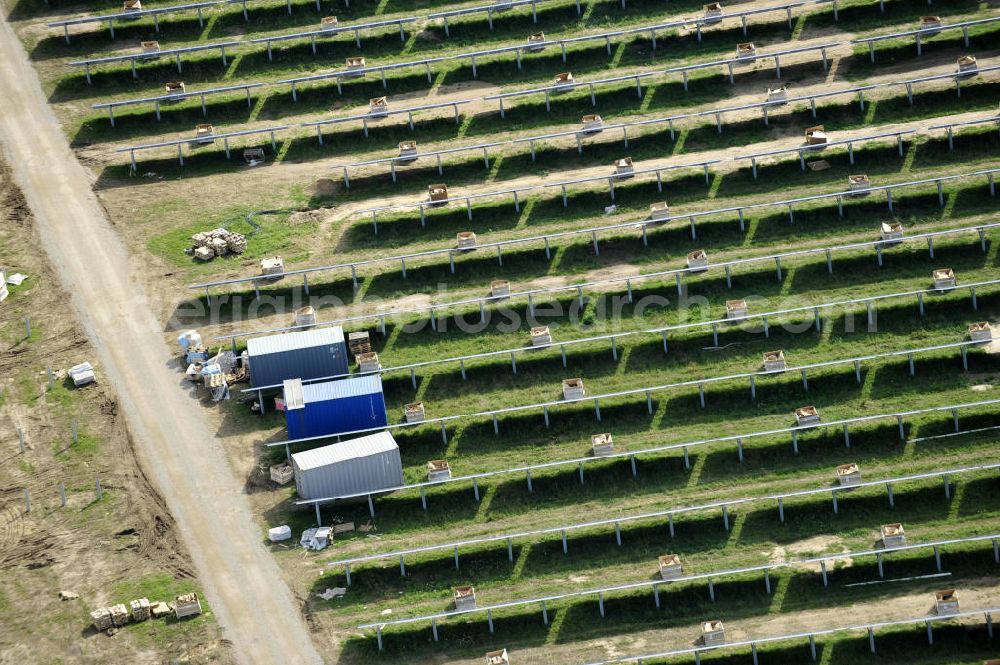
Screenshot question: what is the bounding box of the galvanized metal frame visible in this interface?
[69,39,244,84]
[854,15,1000,62]
[326,462,1000,575]
[192,167,999,297]
[238,221,999,391]
[92,82,267,126]
[356,536,1000,645]
[116,124,292,172]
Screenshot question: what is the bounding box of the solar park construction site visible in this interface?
[2,0,1000,663]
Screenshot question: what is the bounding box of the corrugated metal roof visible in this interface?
[292,430,398,471]
[246,326,345,357]
[283,378,305,410]
[301,375,383,403]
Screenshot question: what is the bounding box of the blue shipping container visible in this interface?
[247,327,348,388]
[285,375,388,440]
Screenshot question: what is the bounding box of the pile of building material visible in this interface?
[190,228,247,261]
[68,362,96,387]
[300,527,333,551]
[268,524,293,542]
[173,593,203,619]
[89,597,154,632]
[270,462,294,485]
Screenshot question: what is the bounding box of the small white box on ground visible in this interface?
[919,15,942,34]
[795,405,820,426]
[295,306,316,328]
[369,96,389,117]
[194,123,214,144]
[935,589,960,615]
[428,183,449,205]
[268,525,293,542]
[687,249,708,272]
[397,140,418,161]
[320,15,338,28]
[658,554,683,580]
[969,321,993,344]
[531,326,551,346]
[702,620,725,645]
[848,174,870,195]
[580,114,604,134]
[649,201,670,221]
[552,72,574,91]
[491,279,511,298]
[836,463,861,486]
[527,32,546,51]
[453,586,476,610]
[345,56,366,76]
[357,352,381,373]
[725,299,748,320]
[173,593,202,619]
[956,55,978,77]
[613,157,634,178]
[766,86,788,105]
[68,362,96,387]
[456,231,477,250]
[405,401,426,423]
[881,523,906,548]
[261,256,285,277]
[805,125,828,146]
[563,378,585,400]
[880,222,904,242]
[762,350,786,372]
[933,268,956,290]
[736,42,756,63]
[703,2,723,22]
[591,432,614,456]
[427,459,451,481]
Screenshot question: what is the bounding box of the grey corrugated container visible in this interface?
[291,431,403,500]
[247,327,347,388]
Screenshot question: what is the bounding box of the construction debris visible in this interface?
[108,603,129,627]
[129,598,151,622]
[90,608,113,631]
[189,228,247,261]
[268,525,293,542]
[317,587,347,600]
[59,590,79,601]
[150,602,172,618]
[300,527,333,551]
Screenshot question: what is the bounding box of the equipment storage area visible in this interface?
[284,375,387,440]
[291,431,403,500]
[246,327,348,388]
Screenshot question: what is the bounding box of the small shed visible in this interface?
[295,306,317,328]
[919,15,942,33]
[369,96,389,117]
[848,174,870,195]
[580,114,604,134]
[649,201,670,221]
[427,459,451,481]
[527,32,546,51]
[320,15,338,28]
[345,56,366,76]
[704,2,722,22]
[194,123,214,144]
[247,327,348,388]
[957,55,978,77]
[398,140,418,160]
[725,299,748,320]
[428,183,449,204]
[805,125,828,146]
[291,430,403,500]
[284,375,387,440]
[613,157,634,178]
[766,86,787,104]
[491,280,511,298]
[531,326,551,346]
[405,401,426,423]
[456,231,477,250]
[140,40,160,56]
[736,42,756,62]
[563,378,585,400]
[164,81,185,96]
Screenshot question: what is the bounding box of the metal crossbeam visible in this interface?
[357,537,1000,633]
[192,167,1000,294]
[239,222,1000,391]
[327,462,1000,570]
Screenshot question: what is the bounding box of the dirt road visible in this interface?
[0,17,325,665]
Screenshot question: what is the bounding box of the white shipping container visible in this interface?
[292,431,403,500]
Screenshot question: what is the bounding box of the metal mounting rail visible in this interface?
[190,167,1000,297]
[355,538,1000,645]
[237,222,999,390]
[324,462,1000,574]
